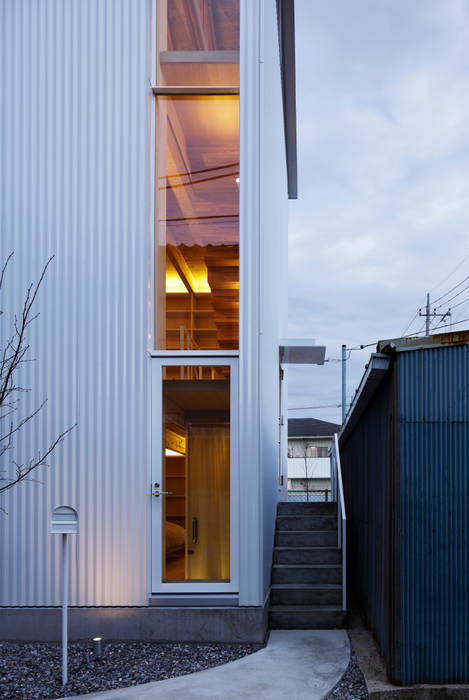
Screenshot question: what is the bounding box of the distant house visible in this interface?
[288,418,340,499]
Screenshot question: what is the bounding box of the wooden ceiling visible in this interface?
[167,0,239,52]
[159,93,239,350]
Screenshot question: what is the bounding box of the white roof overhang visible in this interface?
[280,339,326,365]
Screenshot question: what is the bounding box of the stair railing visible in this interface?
[330,433,346,611]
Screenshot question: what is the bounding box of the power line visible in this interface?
[325,349,352,362]
[435,282,469,309]
[349,342,376,350]
[409,316,469,336]
[344,316,469,356]
[429,252,469,295]
[426,309,451,335]
[323,312,469,379]
[401,277,467,338]
[433,274,469,305]
[419,292,451,334]
[429,316,469,334]
[401,310,419,336]
[450,295,469,311]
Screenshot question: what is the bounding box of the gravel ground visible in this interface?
[324,649,369,700]
[0,640,262,699]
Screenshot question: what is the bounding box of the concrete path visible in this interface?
[72,630,350,700]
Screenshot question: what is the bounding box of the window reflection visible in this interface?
[155,96,239,350]
[157,0,240,86]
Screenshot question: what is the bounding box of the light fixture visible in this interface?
[235,177,240,184]
[93,637,103,659]
[165,448,183,457]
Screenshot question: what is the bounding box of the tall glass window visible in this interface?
[156,0,239,87]
[162,365,231,582]
[154,0,240,350]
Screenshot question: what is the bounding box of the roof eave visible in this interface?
[277,0,297,199]
[339,353,391,446]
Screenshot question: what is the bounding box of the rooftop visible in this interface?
[288,417,340,438]
[377,329,469,353]
[340,330,469,446]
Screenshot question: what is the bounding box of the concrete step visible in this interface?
[270,583,342,606]
[269,605,345,629]
[272,564,342,585]
[277,502,337,516]
[276,515,337,531]
[275,530,338,547]
[274,547,341,565]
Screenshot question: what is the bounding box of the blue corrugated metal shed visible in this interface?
[340,331,469,685]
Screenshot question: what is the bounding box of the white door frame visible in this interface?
[151,356,239,594]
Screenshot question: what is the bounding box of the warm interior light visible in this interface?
[165,448,184,457]
[193,275,211,294]
[165,257,211,294]
[166,261,189,294]
[156,92,239,350]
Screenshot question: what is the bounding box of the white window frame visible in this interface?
[150,356,239,594]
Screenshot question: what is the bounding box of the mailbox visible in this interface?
[50,506,78,535]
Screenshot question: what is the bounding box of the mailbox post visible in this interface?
[50,506,78,686]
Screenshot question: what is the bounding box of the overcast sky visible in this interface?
[287,0,469,424]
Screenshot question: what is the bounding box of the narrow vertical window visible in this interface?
[156,0,239,87]
[154,0,240,351]
[162,365,231,581]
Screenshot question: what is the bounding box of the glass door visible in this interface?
[151,358,238,593]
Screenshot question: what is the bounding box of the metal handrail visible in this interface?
[330,433,347,611]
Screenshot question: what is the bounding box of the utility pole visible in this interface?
[342,344,347,423]
[424,293,430,336]
[419,293,451,336]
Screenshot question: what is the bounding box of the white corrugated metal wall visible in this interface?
[0,0,149,606]
[259,0,289,604]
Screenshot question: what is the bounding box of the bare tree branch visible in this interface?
[0,424,76,494]
[0,252,14,293]
[0,255,75,504]
[0,400,47,447]
[0,256,54,408]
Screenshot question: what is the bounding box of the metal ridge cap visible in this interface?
[338,353,391,446]
[377,329,469,354]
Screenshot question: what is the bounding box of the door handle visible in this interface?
[153,482,173,497]
[191,516,198,544]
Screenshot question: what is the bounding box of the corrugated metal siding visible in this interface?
[0,0,149,605]
[341,344,469,684]
[399,346,469,683]
[340,369,399,676]
[259,0,289,604]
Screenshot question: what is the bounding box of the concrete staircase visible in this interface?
[269,501,345,629]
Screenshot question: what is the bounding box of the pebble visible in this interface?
[0,640,262,699]
[325,649,369,699]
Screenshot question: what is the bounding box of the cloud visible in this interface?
[289,0,469,423]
